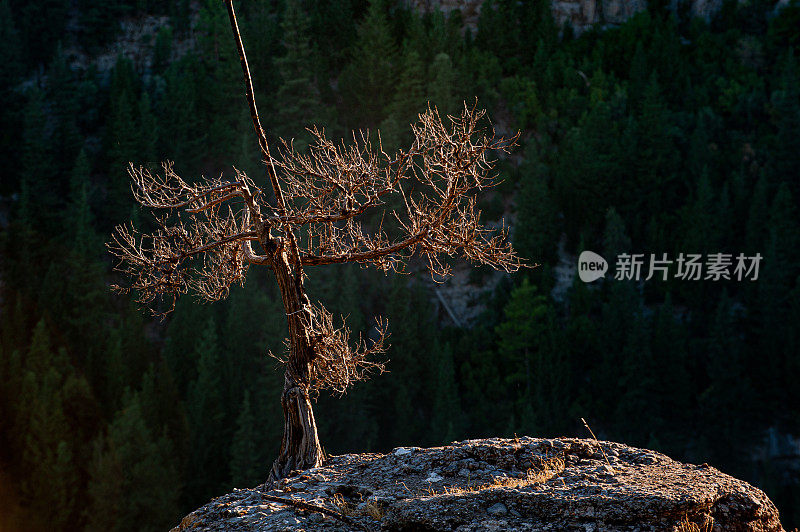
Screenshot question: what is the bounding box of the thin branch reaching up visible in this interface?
[109,104,522,315]
[108,0,528,480]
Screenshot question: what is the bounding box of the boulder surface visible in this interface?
[173,437,785,531]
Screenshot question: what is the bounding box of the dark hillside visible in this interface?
[0,0,798,529]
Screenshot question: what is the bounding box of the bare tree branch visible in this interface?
[108,104,522,314]
[270,303,388,395]
[292,105,522,278]
[223,0,288,220]
[108,0,527,478]
[107,166,262,315]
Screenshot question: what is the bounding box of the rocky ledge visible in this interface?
[172,437,785,532]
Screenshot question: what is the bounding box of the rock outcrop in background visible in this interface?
[407,0,749,34]
[172,437,786,531]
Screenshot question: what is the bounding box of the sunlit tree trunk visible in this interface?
[266,240,323,480]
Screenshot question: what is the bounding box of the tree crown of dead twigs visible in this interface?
[108,103,523,392]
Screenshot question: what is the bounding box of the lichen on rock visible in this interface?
[172,437,786,532]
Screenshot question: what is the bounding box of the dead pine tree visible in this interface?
[107,0,524,481]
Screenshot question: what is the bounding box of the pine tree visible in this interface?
[339,0,398,128]
[314,265,366,334]
[680,168,719,256]
[250,360,286,468]
[47,43,81,175]
[85,391,181,532]
[230,390,261,487]
[518,0,558,62]
[317,376,380,453]
[745,175,770,254]
[240,0,282,103]
[379,47,426,151]
[106,75,139,223]
[648,294,691,450]
[221,280,285,426]
[0,342,19,442]
[430,341,465,444]
[163,296,210,396]
[310,266,378,453]
[754,183,800,408]
[697,293,757,471]
[44,149,109,376]
[769,52,800,195]
[591,213,642,423]
[97,329,126,414]
[784,277,800,417]
[137,91,158,163]
[168,0,191,32]
[138,362,190,477]
[475,0,521,72]
[562,283,598,422]
[77,0,127,49]
[422,8,463,62]
[17,0,70,64]
[17,320,83,528]
[274,0,328,151]
[234,107,261,178]
[51,440,81,528]
[687,109,716,179]
[0,1,22,85]
[765,182,800,295]
[84,432,124,532]
[152,26,173,75]
[496,279,547,402]
[603,207,632,271]
[614,309,656,446]
[20,87,58,232]
[554,102,626,242]
[495,278,564,435]
[628,41,650,111]
[647,19,687,102]
[66,149,96,255]
[427,53,459,117]
[307,0,358,74]
[107,309,155,403]
[633,73,679,216]
[197,0,234,63]
[60,373,102,463]
[196,0,240,161]
[376,278,437,446]
[515,143,559,265]
[186,315,227,501]
[158,57,207,172]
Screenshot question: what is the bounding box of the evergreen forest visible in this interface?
[1,0,799,529]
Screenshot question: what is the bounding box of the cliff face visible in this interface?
[407,0,725,34]
[548,0,727,30]
[550,0,648,30]
[172,437,786,532]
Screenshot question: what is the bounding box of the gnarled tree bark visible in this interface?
[263,236,324,479]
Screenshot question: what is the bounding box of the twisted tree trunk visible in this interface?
[269,374,323,480]
[265,238,323,480]
[225,0,324,479]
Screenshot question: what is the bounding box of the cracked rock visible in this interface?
[172,437,786,532]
